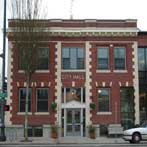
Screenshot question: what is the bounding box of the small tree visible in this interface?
[9,0,47,141]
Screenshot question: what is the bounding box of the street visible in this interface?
[0,143,147,147]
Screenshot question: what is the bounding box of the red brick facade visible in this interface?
[7,19,145,135]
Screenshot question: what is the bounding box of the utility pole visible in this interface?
[0,0,7,141]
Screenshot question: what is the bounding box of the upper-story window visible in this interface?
[37,48,49,70]
[62,47,85,70]
[97,47,109,70]
[19,48,49,70]
[114,47,126,70]
[138,48,147,71]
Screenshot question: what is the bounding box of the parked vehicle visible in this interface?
[123,121,147,143]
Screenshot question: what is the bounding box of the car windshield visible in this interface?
[140,122,147,128]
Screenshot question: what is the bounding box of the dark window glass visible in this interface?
[27,126,43,137]
[19,48,49,70]
[19,48,26,70]
[19,88,31,112]
[114,47,125,70]
[98,88,110,112]
[97,48,109,70]
[37,88,48,112]
[62,48,85,69]
[38,48,49,70]
[120,87,134,130]
[138,48,145,71]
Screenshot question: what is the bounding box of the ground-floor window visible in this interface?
[19,88,31,112]
[98,88,110,112]
[139,84,147,123]
[120,87,135,129]
[36,88,49,112]
[27,126,43,137]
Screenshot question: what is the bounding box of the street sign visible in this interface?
[0,93,7,98]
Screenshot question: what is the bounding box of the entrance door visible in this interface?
[66,109,82,136]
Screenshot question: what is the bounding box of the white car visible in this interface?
[123,122,147,143]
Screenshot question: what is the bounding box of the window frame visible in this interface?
[97,47,109,70]
[98,88,110,112]
[36,88,49,112]
[19,88,32,112]
[37,47,49,70]
[62,47,85,70]
[114,47,126,70]
[19,47,49,71]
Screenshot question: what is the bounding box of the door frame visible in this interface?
[63,108,84,137]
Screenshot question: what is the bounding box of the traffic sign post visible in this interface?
[0,93,7,98]
[0,98,6,141]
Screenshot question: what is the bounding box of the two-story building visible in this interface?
[5,19,147,139]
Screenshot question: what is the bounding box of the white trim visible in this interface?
[34,112,50,115]
[18,70,50,73]
[97,112,112,115]
[17,112,32,115]
[72,81,75,87]
[61,70,85,72]
[35,70,50,73]
[85,41,92,126]
[5,42,13,125]
[132,42,140,124]
[55,42,62,126]
[96,70,111,73]
[126,81,129,87]
[113,70,128,73]
[8,27,139,33]
[102,82,106,87]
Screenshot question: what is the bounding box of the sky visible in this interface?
[0,0,147,74]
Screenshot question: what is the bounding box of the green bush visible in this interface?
[90,103,96,110]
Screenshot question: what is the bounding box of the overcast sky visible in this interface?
[0,0,147,74]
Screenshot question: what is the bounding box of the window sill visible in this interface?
[34,112,50,115]
[17,112,32,115]
[113,70,127,73]
[61,70,86,72]
[96,70,111,73]
[18,70,50,73]
[97,112,112,115]
[35,70,50,73]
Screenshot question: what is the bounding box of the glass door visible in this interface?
[66,109,82,136]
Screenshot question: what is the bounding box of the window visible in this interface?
[19,48,26,70]
[98,88,110,112]
[27,126,43,137]
[19,88,31,112]
[37,48,49,70]
[62,47,85,70]
[97,47,109,70]
[19,48,49,70]
[62,87,85,103]
[114,47,126,70]
[120,87,134,129]
[138,48,147,71]
[37,88,48,112]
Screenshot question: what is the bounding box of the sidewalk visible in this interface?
[0,136,126,145]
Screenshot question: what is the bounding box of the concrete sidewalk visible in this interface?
[0,137,126,145]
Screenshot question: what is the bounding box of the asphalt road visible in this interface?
[0,143,147,147]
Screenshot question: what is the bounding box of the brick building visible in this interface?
[5,19,147,139]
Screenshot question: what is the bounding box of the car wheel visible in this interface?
[129,140,134,143]
[132,133,141,143]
